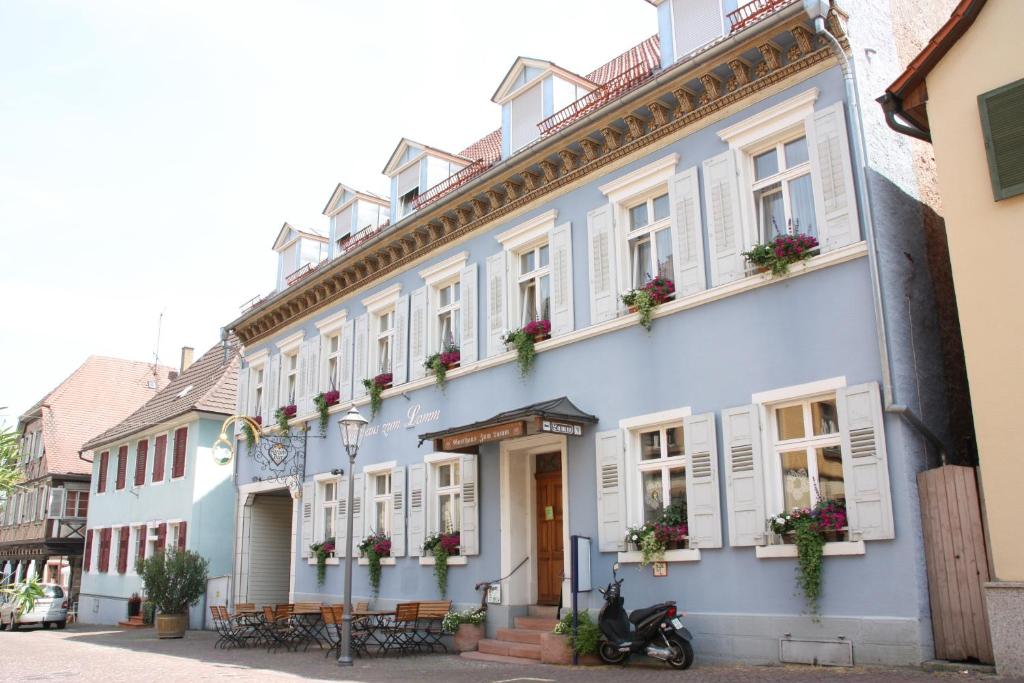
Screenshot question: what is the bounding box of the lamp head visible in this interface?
[338,404,368,451]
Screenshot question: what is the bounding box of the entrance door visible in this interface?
[535,453,564,606]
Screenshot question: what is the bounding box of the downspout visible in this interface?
[809,15,948,465]
[77,449,92,464]
[877,92,932,143]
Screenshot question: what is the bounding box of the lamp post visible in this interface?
[336,404,368,667]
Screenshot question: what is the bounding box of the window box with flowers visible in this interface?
[621,276,675,332]
[274,404,297,432]
[501,319,550,378]
[309,538,335,586]
[424,345,460,389]
[357,531,391,597]
[362,373,392,418]
[419,530,461,597]
[313,390,340,437]
[743,233,819,277]
[619,503,699,565]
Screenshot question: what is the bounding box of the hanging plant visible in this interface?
[242,416,262,450]
[621,276,675,332]
[309,538,335,586]
[313,390,340,437]
[502,319,550,377]
[743,233,819,276]
[424,345,460,390]
[766,499,847,616]
[361,373,392,418]
[624,503,688,566]
[274,404,297,432]
[358,530,391,597]
[422,530,460,597]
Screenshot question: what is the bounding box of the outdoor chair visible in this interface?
[210,606,237,649]
[222,605,261,648]
[260,605,300,653]
[378,602,419,656]
[413,600,452,653]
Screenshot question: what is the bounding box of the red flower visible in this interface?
[322,390,340,406]
[281,404,297,418]
[523,319,551,336]
[373,372,393,388]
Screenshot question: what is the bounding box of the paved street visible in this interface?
[0,626,1017,683]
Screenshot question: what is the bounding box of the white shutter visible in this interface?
[669,166,706,296]
[587,204,619,324]
[392,294,410,385]
[297,339,319,416]
[838,382,894,540]
[352,314,369,399]
[459,263,478,364]
[264,355,279,421]
[684,412,722,548]
[391,466,406,557]
[408,463,426,556]
[409,287,428,381]
[595,429,626,552]
[47,488,66,520]
[297,342,310,415]
[806,102,860,252]
[703,149,745,286]
[300,481,314,558]
[723,405,766,546]
[485,252,508,357]
[336,475,349,556]
[549,222,575,336]
[396,162,420,197]
[460,453,479,556]
[234,368,250,437]
[351,472,365,550]
[339,319,354,403]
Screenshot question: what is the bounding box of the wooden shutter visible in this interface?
[979,79,1024,200]
[118,526,130,573]
[460,453,479,556]
[683,412,723,548]
[339,319,355,402]
[669,165,707,296]
[177,520,187,552]
[97,452,108,493]
[300,481,314,558]
[152,435,167,483]
[352,314,369,399]
[335,475,349,557]
[549,222,575,336]
[595,429,626,552]
[136,526,146,565]
[115,445,128,490]
[47,487,66,519]
[703,149,745,286]
[267,354,281,417]
[722,405,766,546]
[351,472,365,551]
[485,252,508,357]
[172,427,187,479]
[459,263,479,364]
[391,465,406,557]
[408,287,428,380]
[84,529,93,571]
[586,204,619,324]
[392,294,410,385]
[408,464,426,556]
[235,367,250,437]
[298,338,319,416]
[838,382,894,540]
[134,440,148,488]
[806,101,860,251]
[156,522,167,554]
[101,528,113,572]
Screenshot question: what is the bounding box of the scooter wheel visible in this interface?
[666,635,694,670]
[598,642,628,665]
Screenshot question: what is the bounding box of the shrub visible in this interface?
[136,550,209,615]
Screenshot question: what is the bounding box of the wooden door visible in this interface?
[535,454,564,606]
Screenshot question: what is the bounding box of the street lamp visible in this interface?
[336,404,368,667]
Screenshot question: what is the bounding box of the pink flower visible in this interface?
[322,390,340,406]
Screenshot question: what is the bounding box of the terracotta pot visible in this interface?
[453,623,484,652]
[156,613,188,639]
[539,632,602,666]
[533,333,550,343]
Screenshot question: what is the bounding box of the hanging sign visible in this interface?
[539,419,584,437]
[441,420,526,450]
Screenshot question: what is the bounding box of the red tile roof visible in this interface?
[458,128,503,163]
[20,357,175,476]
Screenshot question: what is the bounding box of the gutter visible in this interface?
[77,449,92,464]
[876,92,931,142]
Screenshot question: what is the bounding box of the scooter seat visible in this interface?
[628,602,672,624]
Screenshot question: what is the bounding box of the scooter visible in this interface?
[597,562,694,669]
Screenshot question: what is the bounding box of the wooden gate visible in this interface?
[918,465,993,663]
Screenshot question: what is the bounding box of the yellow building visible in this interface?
[882,0,1023,676]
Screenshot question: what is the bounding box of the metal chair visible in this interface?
[413,600,452,653]
[378,602,420,656]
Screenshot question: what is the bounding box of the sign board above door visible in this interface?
[440,420,526,450]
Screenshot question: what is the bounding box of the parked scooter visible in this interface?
[597,562,694,669]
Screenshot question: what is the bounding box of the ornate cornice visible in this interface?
[230,14,849,346]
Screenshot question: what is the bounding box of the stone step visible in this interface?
[527,604,559,619]
[495,627,546,645]
[117,619,151,629]
[514,615,559,631]
[460,650,539,666]
[478,638,542,660]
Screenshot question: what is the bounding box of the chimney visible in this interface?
[180,346,195,374]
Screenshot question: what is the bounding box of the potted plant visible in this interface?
[357,530,391,597]
[501,319,550,378]
[624,503,688,565]
[542,611,601,665]
[127,592,142,618]
[142,600,156,625]
[743,232,819,276]
[442,607,486,652]
[309,538,335,586]
[361,373,392,418]
[765,499,847,615]
[274,404,297,432]
[242,416,262,450]
[313,390,340,436]
[621,276,675,332]
[421,529,460,597]
[424,344,460,389]
[136,549,210,639]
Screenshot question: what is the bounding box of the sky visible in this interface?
[0,0,655,424]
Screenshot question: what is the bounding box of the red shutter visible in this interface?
[152,435,166,483]
[134,440,148,487]
[115,445,128,490]
[97,452,109,493]
[172,427,187,479]
[137,526,147,565]
[156,522,167,554]
[99,528,112,572]
[177,521,187,552]
[84,529,93,571]
[118,526,130,574]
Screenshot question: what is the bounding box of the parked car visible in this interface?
[0,583,68,630]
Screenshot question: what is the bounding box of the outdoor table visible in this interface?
[291,607,328,650]
[353,610,394,655]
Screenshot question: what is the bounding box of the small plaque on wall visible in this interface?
[652,561,668,577]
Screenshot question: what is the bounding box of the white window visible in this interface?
[769,394,844,511]
[168,522,180,551]
[252,365,265,419]
[321,480,337,543]
[398,188,419,218]
[751,135,816,241]
[435,280,461,349]
[626,191,673,288]
[284,352,299,405]
[434,459,461,534]
[325,333,340,391]
[516,242,551,325]
[371,471,392,536]
[374,308,395,376]
[635,424,686,525]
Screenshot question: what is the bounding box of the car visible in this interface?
[0,583,68,631]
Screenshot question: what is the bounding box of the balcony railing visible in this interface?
[537,62,655,137]
[413,159,492,211]
[726,0,791,33]
[337,222,387,258]
[285,262,317,287]
[240,293,267,312]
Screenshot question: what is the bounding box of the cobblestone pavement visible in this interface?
[0,626,1016,683]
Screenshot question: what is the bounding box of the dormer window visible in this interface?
[273,223,327,290]
[398,187,419,218]
[383,139,471,223]
[659,0,727,64]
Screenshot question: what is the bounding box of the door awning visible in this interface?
[418,396,598,450]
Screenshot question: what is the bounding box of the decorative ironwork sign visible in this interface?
[248,429,308,494]
[440,420,525,450]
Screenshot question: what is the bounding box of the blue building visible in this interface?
[223,0,968,666]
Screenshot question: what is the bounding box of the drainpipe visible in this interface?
[804,2,948,465]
